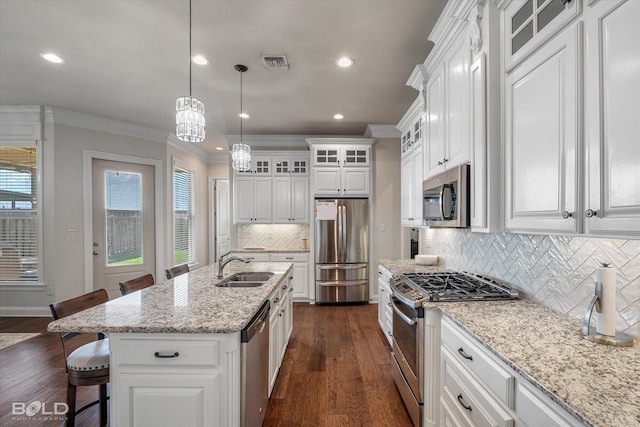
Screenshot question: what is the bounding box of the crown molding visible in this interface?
[49,107,170,143]
[397,97,424,130]
[364,124,399,139]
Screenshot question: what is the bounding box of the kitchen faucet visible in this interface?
[216,251,251,278]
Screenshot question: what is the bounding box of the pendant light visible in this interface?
[175,0,205,143]
[231,64,251,171]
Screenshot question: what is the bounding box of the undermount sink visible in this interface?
[216,272,274,288]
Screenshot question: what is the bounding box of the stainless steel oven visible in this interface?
[391,294,424,427]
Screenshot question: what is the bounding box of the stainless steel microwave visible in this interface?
[423,164,470,228]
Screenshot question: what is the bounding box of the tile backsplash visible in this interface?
[238,224,310,250]
[419,228,640,337]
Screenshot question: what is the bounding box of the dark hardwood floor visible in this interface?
[0,304,412,427]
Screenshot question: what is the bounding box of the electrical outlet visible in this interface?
[46,286,54,296]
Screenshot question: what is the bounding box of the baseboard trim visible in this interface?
[0,306,51,317]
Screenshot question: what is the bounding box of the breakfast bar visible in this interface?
[48,262,293,427]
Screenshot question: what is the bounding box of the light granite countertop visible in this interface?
[379,259,640,427]
[231,247,310,253]
[48,262,293,334]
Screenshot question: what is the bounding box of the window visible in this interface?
[0,144,40,282]
[173,161,195,266]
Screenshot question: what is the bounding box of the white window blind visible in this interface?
[173,163,195,265]
[0,144,39,282]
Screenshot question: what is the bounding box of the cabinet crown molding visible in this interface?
[306,137,374,146]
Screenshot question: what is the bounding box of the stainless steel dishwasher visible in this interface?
[241,300,270,427]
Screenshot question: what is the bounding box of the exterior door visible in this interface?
[92,159,155,299]
[215,179,230,259]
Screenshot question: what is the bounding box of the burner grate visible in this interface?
[400,272,519,302]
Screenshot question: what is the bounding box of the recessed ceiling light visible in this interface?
[40,52,64,64]
[336,56,354,68]
[215,147,224,151]
[334,114,344,120]
[192,55,209,65]
[239,112,250,119]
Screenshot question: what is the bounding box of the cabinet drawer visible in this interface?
[442,347,514,427]
[116,338,219,367]
[270,253,309,263]
[231,252,270,262]
[442,319,515,408]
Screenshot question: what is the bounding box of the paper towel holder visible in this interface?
[582,270,635,347]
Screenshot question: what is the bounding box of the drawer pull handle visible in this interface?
[457,394,472,412]
[458,347,473,361]
[387,331,393,337]
[274,298,280,303]
[285,257,293,260]
[154,351,179,359]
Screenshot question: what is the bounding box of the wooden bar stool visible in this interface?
[119,273,155,296]
[165,263,189,279]
[49,288,110,427]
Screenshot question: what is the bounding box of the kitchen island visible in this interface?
[380,259,640,427]
[48,261,293,427]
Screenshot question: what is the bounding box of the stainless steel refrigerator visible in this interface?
[314,198,369,304]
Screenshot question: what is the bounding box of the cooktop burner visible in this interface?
[391,271,519,306]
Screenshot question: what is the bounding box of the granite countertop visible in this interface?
[378,259,640,427]
[48,262,293,334]
[232,247,310,253]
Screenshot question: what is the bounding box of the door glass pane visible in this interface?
[105,170,143,265]
[537,0,565,32]
[512,21,534,54]
[512,0,533,34]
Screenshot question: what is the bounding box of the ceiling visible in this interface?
[0,0,447,154]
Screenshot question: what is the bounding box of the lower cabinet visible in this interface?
[268,271,294,396]
[377,265,393,347]
[440,317,583,427]
[109,333,240,427]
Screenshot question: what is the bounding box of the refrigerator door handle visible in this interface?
[316,263,368,270]
[340,205,347,262]
[337,205,344,263]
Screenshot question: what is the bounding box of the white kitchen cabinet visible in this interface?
[441,317,583,427]
[273,177,309,223]
[503,0,581,70]
[271,252,310,300]
[377,265,393,347]
[233,176,272,224]
[583,0,640,238]
[308,139,374,197]
[267,270,293,396]
[504,23,580,234]
[234,155,272,176]
[425,34,471,179]
[401,145,423,227]
[273,155,309,176]
[109,333,239,427]
[312,144,370,168]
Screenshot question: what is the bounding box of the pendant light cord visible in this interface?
[240,71,243,142]
[189,0,192,97]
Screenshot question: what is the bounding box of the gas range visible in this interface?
[390,271,519,308]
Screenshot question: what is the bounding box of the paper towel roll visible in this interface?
[595,265,617,336]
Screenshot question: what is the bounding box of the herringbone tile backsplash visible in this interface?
[238,224,310,250]
[419,229,640,337]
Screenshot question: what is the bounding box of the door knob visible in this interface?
[93,251,99,256]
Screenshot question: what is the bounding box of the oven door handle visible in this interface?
[391,299,417,325]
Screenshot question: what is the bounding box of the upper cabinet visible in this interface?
[398,97,425,227]
[500,0,640,238]
[583,0,640,238]
[232,151,310,224]
[504,22,580,234]
[424,28,471,179]
[308,139,374,197]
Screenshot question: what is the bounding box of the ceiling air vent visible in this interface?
[261,54,289,70]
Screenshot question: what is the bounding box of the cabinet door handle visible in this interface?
[154,351,179,359]
[457,394,472,412]
[458,347,473,361]
[387,331,393,337]
[561,211,573,219]
[585,209,598,218]
[274,297,280,303]
[443,158,449,163]
[437,160,443,166]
